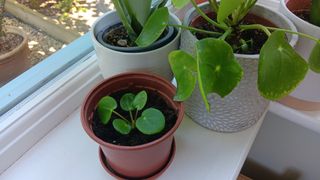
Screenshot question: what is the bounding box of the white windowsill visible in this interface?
[0,106,267,180]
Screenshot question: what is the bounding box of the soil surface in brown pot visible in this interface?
[0,33,23,55]
[92,89,177,146]
[191,13,276,54]
[103,23,169,47]
[293,9,312,23]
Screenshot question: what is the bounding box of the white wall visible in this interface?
[247,112,320,180]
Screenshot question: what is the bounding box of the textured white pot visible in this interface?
[279,0,320,110]
[181,3,298,132]
[91,11,181,81]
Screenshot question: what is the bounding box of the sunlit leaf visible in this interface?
[172,0,190,9]
[120,93,135,111]
[97,96,117,124]
[113,119,132,135]
[133,90,147,110]
[136,108,165,135]
[135,7,169,47]
[169,50,197,101]
[258,31,308,100]
[196,38,243,111]
[124,0,151,32]
[309,42,320,73]
[217,0,244,23]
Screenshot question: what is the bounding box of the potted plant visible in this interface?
[91,0,181,80]
[168,0,320,132]
[279,0,320,110]
[0,0,29,86]
[81,72,184,179]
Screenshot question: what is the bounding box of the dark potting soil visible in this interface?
[192,13,276,54]
[103,23,168,47]
[293,9,311,23]
[0,33,23,55]
[92,89,177,146]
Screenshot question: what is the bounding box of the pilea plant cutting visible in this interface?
[97,90,165,135]
[107,0,170,47]
[169,0,320,111]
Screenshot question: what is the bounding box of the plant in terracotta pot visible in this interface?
[81,72,184,179]
[279,0,320,110]
[0,0,29,86]
[167,0,320,132]
[91,0,181,80]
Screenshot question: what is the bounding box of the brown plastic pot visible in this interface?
[0,26,30,86]
[81,72,184,178]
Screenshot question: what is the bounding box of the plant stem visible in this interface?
[113,111,130,122]
[219,28,232,40]
[208,0,218,13]
[134,109,138,121]
[265,26,320,43]
[239,24,271,36]
[168,24,222,36]
[129,110,134,121]
[190,0,228,31]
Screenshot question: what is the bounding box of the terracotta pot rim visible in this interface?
[81,72,184,150]
[91,10,182,55]
[0,26,28,62]
[281,0,320,30]
[185,2,298,59]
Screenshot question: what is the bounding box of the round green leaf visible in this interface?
[112,119,132,135]
[120,93,135,111]
[258,31,308,100]
[196,38,243,111]
[97,96,117,124]
[133,90,147,110]
[309,42,320,73]
[169,50,197,101]
[136,108,165,135]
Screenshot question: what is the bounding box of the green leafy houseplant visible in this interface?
[311,0,320,26]
[111,0,170,47]
[98,90,165,135]
[169,0,320,111]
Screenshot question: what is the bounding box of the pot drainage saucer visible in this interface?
[98,138,176,180]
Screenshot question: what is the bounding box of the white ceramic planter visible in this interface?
[181,3,298,132]
[279,0,320,110]
[91,11,181,81]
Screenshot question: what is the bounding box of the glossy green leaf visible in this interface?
[309,42,320,73]
[112,0,137,40]
[258,31,308,100]
[112,119,132,135]
[169,50,197,101]
[135,7,169,47]
[120,93,135,111]
[136,108,165,135]
[97,96,117,124]
[311,0,320,26]
[124,0,151,32]
[217,0,244,23]
[196,38,243,111]
[133,91,147,110]
[172,0,190,9]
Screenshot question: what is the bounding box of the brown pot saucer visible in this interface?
[99,138,176,180]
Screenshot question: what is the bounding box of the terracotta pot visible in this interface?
[279,0,320,110]
[81,72,184,178]
[0,26,30,86]
[180,3,297,132]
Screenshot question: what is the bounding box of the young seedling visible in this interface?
[169,0,320,111]
[97,90,165,135]
[111,0,169,47]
